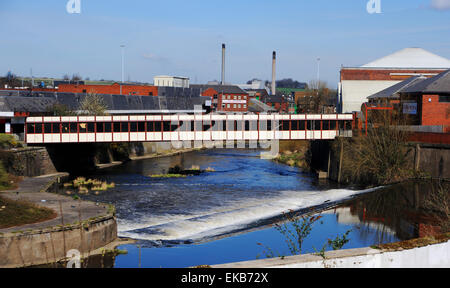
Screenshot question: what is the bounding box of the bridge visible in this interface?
[25,113,354,144]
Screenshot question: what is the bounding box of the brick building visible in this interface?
[58,82,158,96]
[191,84,249,112]
[339,48,450,113]
[399,69,450,129]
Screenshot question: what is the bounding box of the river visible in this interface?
[73,149,448,268]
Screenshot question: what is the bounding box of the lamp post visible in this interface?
[317,57,320,83]
[120,44,125,94]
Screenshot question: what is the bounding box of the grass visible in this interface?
[0,196,57,229]
[149,174,187,178]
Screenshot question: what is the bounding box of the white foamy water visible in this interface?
[117,187,381,242]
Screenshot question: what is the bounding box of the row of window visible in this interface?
[223,95,247,100]
[26,120,352,134]
[222,104,247,109]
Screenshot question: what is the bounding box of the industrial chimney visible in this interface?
[221,44,226,85]
[271,51,276,96]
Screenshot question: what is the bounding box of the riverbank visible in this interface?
[0,173,118,268]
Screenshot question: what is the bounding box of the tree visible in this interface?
[63,74,70,81]
[72,74,82,81]
[79,92,108,116]
[276,78,307,89]
[300,80,334,113]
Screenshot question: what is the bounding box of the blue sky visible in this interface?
[1,0,450,87]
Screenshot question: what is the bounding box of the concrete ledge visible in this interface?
[0,214,117,268]
[212,240,450,268]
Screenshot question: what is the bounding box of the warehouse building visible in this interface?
[338,48,450,113]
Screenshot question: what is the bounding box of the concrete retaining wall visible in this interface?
[213,240,450,268]
[0,147,57,177]
[0,215,117,268]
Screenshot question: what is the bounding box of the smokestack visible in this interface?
[221,44,225,85]
[271,51,276,96]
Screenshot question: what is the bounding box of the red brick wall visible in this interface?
[340,69,446,81]
[421,94,450,126]
[266,102,288,113]
[218,93,249,112]
[58,83,158,96]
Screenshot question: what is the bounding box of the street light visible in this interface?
[120,44,125,94]
[317,57,320,84]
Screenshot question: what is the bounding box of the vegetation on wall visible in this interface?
[334,114,414,186]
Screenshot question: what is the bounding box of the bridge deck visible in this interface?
[25,114,354,144]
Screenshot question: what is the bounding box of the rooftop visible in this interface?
[402,69,450,94]
[190,84,247,95]
[361,48,450,69]
[367,76,427,99]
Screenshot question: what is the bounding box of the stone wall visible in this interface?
[0,147,57,177]
[0,215,117,268]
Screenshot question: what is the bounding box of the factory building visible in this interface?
[338,48,450,113]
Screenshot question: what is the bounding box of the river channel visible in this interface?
[73,149,448,268]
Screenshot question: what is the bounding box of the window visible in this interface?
[245,121,250,131]
[163,121,171,132]
[243,104,247,109]
[147,122,154,132]
[267,120,272,131]
[121,122,129,132]
[171,121,180,131]
[34,123,43,133]
[96,123,104,133]
[227,104,230,108]
[113,122,121,133]
[155,121,162,132]
[194,121,202,131]
[282,120,290,131]
[203,121,212,131]
[69,123,77,133]
[299,121,306,130]
[105,122,112,132]
[233,104,237,108]
[323,121,330,130]
[44,123,52,133]
[291,120,299,131]
[314,121,321,130]
[26,124,34,134]
[238,96,241,100]
[439,95,450,103]
[88,122,95,133]
[62,123,70,133]
[130,122,138,132]
[79,123,87,133]
[238,104,241,108]
[138,122,146,132]
[52,123,60,133]
[330,121,337,130]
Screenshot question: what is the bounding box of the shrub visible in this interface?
[335,118,412,185]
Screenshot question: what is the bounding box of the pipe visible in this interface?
[221,44,225,85]
[271,51,276,95]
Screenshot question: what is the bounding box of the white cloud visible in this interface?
[431,0,450,10]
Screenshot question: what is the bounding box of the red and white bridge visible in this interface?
[25,113,354,144]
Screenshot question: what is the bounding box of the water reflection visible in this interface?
[334,180,449,241]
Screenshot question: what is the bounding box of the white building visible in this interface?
[153,76,190,88]
[338,48,450,113]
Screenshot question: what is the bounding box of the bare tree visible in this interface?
[79,92,108,116]
[304,80,331,113]
[72,74,82,81]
